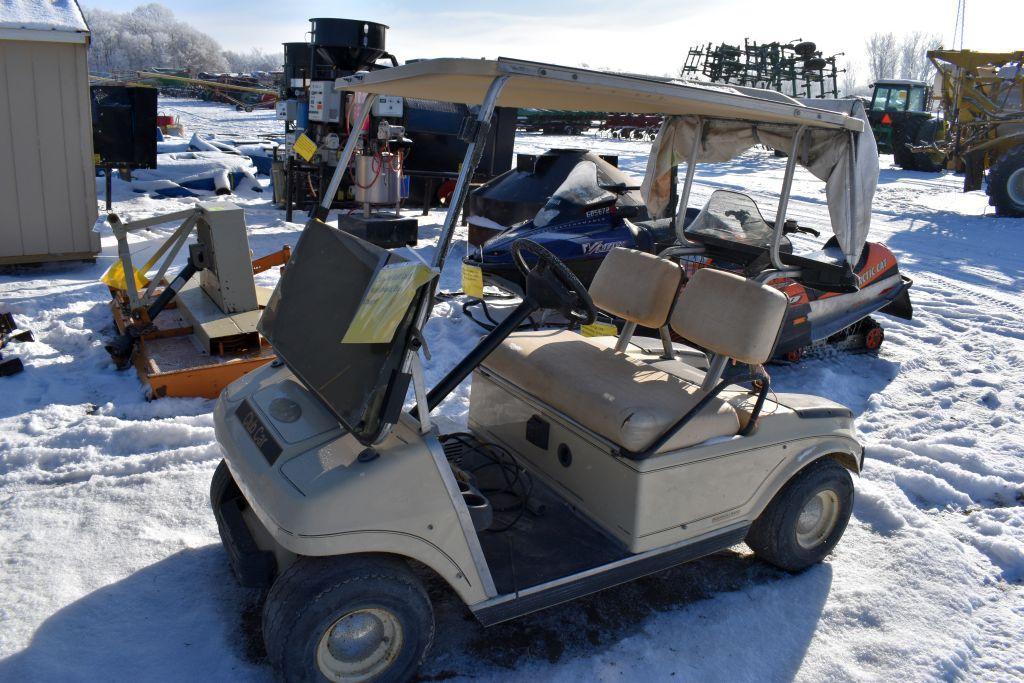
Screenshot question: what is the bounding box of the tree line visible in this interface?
[84,3,282,75]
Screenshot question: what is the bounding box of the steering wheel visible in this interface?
[512,239,597,325]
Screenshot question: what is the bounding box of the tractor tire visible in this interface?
[263,555,434,683]
[910,118,945,173]
[746,458,854,572]
[893,118,922,171]
[986,145,1024,217]
[804,57,827,71]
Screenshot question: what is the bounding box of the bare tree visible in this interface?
[840,60,860,97]
[865,32,898,82]
[223,48,284,74]
[898,32,942,82]
[85,3,228,74]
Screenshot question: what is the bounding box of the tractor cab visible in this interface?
[867,79,937,162]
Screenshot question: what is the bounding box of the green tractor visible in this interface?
[867,79,945,172]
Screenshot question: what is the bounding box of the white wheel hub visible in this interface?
[1006,167,1024,206]
[316,607,404,682]
[795,490,841,549]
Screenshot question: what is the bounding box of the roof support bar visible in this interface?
[427,75,509,272]
[408,75,509,416]
[673,117,703,238]
[770,124,807,270]
[314,94,378,220]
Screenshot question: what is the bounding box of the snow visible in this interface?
[1,100,1023,681]
[0,0,88,34]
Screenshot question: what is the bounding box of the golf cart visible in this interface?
[211,59,866,681]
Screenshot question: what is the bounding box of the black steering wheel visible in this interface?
[512,239,597,325]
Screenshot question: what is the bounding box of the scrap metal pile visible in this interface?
[682,39,843,99]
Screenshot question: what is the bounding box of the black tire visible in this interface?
[986,145,1024,217]
[911,118,945,173]
[746,458,854,572]
[804,57,827,71]
[210,459,234,511]
[263,555,434,682]
[893,118,922,171]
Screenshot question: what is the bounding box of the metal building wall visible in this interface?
[0,38,99,264]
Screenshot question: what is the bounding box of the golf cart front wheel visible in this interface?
[746,458,853,572]
[263,555,434,682]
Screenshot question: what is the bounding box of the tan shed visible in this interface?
[0,0,99,265]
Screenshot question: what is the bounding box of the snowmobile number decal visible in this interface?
[582,240,627,256]
[235,401,282,465]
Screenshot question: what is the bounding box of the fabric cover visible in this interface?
[589,247,682,328]
[669,268,788,365]
[640,98,878,265]
[482,330,739,453]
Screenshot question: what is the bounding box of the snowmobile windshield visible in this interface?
[685,190,775,249]
[533,160,616,228]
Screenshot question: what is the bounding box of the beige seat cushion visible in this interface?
[482,329,739,453]
[589,247,682,328]
[670,268,788,365]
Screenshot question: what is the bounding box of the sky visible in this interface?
[83,0,1021,82]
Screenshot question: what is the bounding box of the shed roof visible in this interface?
[0,0,89,42]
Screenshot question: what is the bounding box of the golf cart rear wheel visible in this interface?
[263,555,434,682]
[746,458,853,572]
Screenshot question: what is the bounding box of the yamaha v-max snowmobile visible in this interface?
[463,150,912,360]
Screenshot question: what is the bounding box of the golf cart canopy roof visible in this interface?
[339,57,877,265]
[336,57,864,132]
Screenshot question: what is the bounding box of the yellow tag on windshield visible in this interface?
[341,263,437,344]
[293,133,317,162]
[580,322,619,337]
[461,263,484,299]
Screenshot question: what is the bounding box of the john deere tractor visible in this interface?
[867,79,945,172]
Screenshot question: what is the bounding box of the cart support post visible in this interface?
[771,125,807,270]
[673,117,703,236]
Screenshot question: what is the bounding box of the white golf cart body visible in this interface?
[213,58,867,628]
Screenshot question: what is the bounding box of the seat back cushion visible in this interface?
[669,268,788,365]
[588,247,682,328]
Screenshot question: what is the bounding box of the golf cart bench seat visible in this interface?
[482,248,789,454]
[483,329,739,452]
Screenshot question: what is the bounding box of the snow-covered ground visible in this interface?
[1,100,1022,681]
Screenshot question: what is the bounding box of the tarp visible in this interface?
[641,98,878,265]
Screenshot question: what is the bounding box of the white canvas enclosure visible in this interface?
[642,99,878,265]
[0,0,99,265]
[336,58,875,266]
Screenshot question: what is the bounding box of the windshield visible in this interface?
[872,86,910,111]
[684,190,775,248]
[533,160,615,228]
[259,221,421,445]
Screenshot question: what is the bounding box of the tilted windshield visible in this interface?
[533,160,615,228]
[684,190,775,248]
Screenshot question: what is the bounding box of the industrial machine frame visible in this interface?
[211,59,870,681]
[106,203,290,398]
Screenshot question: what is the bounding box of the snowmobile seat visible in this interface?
[482,251,787,454]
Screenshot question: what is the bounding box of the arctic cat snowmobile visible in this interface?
[463,148,912,360]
